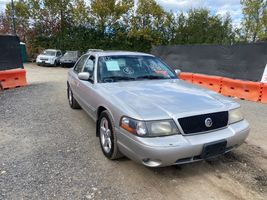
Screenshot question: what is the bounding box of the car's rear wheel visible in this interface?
[67,85,81,109]
[98,111,123,160]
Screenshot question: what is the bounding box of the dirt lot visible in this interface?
[0,63,267,200]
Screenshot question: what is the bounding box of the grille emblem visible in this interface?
[205,118,213,128]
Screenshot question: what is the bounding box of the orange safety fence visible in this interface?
[220,78,262,102]
[0,69,27,89]
[192,74,222,93]
[180,72,193,83]
[180,72,267,104]
[261,84,267,104]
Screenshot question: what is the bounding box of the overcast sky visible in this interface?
[0,0,243,26]
[157,0,242,26]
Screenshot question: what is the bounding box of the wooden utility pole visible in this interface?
[11,0,16,35]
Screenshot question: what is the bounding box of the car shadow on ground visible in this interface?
[115,145,266,194]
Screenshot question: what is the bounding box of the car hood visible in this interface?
[99,79,239,120]
[38,54,55,59]
[60,56,76,61]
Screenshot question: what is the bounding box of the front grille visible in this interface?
[40,58,48,61]
[178,111,228,135]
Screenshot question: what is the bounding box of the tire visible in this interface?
[98,111,123,160]
[67,84,81,109]
[53,60,57,67]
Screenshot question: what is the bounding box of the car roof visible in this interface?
[87,49,104,52]
[87,51,154,57]
[45,49,61,52]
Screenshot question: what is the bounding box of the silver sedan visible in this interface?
[67,51,250,167]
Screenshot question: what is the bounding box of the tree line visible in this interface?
[0,0,266,58]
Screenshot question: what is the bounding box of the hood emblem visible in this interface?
[205,118,213,128]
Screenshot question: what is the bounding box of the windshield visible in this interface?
[64,51,77,58]
[42,50,56,56]
[98,55,177,83]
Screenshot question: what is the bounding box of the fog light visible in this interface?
[142,158,162,167]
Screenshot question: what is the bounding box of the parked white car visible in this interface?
[36,49,62,66]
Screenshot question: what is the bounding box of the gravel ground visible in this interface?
[0,63,267,200]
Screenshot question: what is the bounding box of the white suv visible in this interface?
[36,49,62,66]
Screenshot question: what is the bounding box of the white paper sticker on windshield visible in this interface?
[117,59,126,67]
[106,61,120,71]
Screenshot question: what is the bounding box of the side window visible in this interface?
[56,51,61,57]
[74,55,88,73]
[83,56,95,74]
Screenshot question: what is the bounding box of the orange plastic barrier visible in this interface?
[221,78,261,102]
[180,72,193,83]
[0,69,27,89]
[261,84,267,103]
[192,74,222,93]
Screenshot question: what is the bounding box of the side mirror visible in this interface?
[174,69,181,78]
[78,72,91,81]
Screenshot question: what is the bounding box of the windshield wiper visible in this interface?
[136,75,168,80]
[103,76,136,82]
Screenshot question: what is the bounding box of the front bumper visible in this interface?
[36,60,54,66]
[60,61,75,67]
[116,120,250,167]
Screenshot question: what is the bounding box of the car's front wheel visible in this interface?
[67,85,81,109]
[98,111,122,160]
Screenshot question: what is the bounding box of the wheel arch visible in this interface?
[96,106,107,137]
[96,106,115,137]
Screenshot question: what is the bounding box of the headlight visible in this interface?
[146,120,179,136]
[120,117,147,136]
[120,117,179,137]
[228,108,243,124]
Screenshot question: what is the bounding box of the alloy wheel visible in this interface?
[100,117,112,153]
